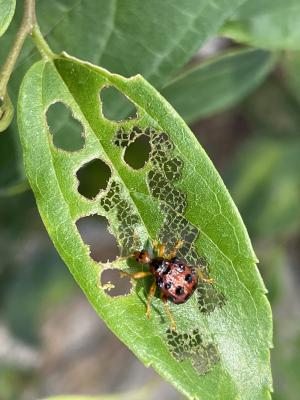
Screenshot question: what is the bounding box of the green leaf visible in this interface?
[221,0,300,50]
[0,0,15,37]
[18,55,272,400]
[162,48,276,123]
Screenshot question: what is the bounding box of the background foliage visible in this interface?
[1,1,300,399]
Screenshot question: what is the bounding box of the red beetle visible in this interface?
[121,241,213,330]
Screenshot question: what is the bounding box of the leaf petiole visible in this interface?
[31,23,55,61]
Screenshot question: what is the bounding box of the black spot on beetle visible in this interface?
[176,286,184,295]
[185,274,192,283]
[165,282,172,290]
[163,265,171,275]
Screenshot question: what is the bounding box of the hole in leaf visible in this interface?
[77,158,111,199]
[100,86,137,121]
[124,134,151,169]
[101,268,132,297]
[76,215,119,262]
[46,102,85,151]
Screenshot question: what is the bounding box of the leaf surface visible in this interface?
[0,0,15,37]
[18,55,272,400]
[222,0,300,50]
[162,48,276,123]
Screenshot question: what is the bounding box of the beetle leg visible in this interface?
[109,252,137,267]
[197,269,214,284]
[146,281,157,319]
[167,239,185,259]
[161,294,176,331]
[120,271,152,279]
[153,240,166,258]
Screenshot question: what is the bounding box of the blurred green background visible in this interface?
[1,1,300,399]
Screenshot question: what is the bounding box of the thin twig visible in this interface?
[31,23,55,60]
[0,0,36,100]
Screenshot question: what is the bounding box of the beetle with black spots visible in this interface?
[121,240,213,330]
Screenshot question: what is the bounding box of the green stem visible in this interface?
[31,24,56,60]
[0,0,55,101]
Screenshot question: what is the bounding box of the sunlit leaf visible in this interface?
[18,54,272,399]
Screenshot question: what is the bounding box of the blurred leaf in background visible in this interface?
[162,48,276,123]
[222,0,300,50]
